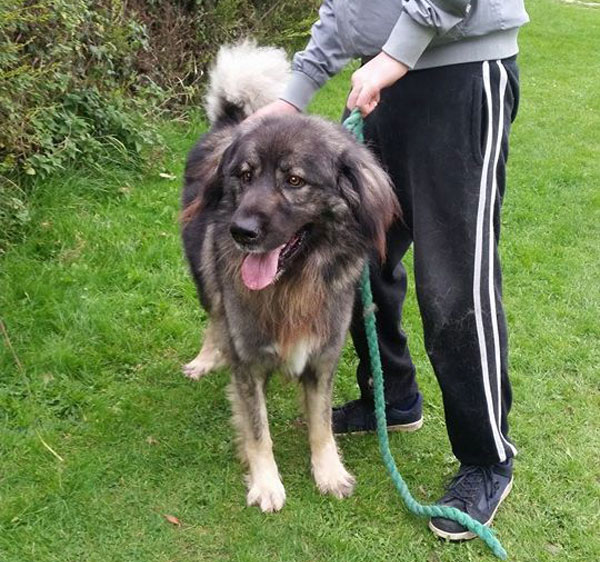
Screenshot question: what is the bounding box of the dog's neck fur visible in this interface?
[222,256,328,357]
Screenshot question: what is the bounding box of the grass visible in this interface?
[1,1,599,560]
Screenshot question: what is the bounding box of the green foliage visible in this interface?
[0,0,318,252]
[127,0,318,106]
[0,0,158,179]
[0,177,29,250]
[0,0,163,250]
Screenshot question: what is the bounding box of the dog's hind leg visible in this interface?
[301,364,355,498]
[229,367,286,512]
[183,322,226,379]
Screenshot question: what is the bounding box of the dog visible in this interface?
[180,42,399,512]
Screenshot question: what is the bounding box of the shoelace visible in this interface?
[445,465,499,505]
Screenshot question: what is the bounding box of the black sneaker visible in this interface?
[332,393,423,435]
[428,460,514,541]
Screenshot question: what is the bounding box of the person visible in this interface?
[251,0,529,541]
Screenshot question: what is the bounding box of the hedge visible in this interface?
[0,0,318,251]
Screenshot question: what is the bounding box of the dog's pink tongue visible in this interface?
[241,246,284,290]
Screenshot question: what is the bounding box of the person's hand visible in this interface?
[246,99,299,122]
[347,52,409,117]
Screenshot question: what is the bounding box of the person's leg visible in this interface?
[406,58,518,466]
[333,106,422,435]
[372,57,519,537]
[350,221,419,406]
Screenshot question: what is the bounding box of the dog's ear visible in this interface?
[181,133,238,223]
[338,147,400,260]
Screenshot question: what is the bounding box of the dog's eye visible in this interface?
[240,170,252,184]
[287,175,305,188]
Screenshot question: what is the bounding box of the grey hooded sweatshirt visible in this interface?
[281,0,529,110]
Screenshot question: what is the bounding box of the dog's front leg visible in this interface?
[183,322,227,379]
[301,364,355,498]
[229,367,285,512]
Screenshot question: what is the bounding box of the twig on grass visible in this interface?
[35,431,65,463]
[0,318,24,373]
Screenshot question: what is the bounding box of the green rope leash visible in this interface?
[343,109,508,560]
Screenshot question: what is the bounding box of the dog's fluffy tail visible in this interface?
[204,40,291,126]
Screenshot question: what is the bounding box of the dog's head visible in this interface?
[188,114,399,291]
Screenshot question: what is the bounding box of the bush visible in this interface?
[128,0,318,108]
[0,0,318,252]
[0,0,159,180]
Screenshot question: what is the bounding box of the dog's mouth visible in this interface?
[241,227,309,291]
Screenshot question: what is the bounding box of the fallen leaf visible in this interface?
[163,514,181,527]
[146,436,159,445]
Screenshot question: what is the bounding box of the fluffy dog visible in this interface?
[181,42,399,512]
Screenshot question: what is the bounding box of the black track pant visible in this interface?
[349,58,519,466]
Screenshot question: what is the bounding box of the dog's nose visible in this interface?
[230,216,262,245]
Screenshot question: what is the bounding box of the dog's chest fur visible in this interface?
[221,275,329,372]
[226,312,320,376]
[214,255,358,374]
[200,224,363,376]
[260,338,317,376]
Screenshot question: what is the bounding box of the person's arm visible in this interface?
[280,0,352,111]
[349,1,472,116]
[250,0,351,119]
[382,0,471,68]
[254,0,473,119]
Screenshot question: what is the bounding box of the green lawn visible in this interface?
[1,1,599,561]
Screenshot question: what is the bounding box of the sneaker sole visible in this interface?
[428,476,514,541]
[334,416,424,436]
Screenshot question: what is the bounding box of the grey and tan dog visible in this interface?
[181,43,399,512]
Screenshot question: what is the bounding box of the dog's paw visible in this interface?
[313,463,356,499]
[246,476,286,513]
[182,351,225,380]
[182,358,212,380]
